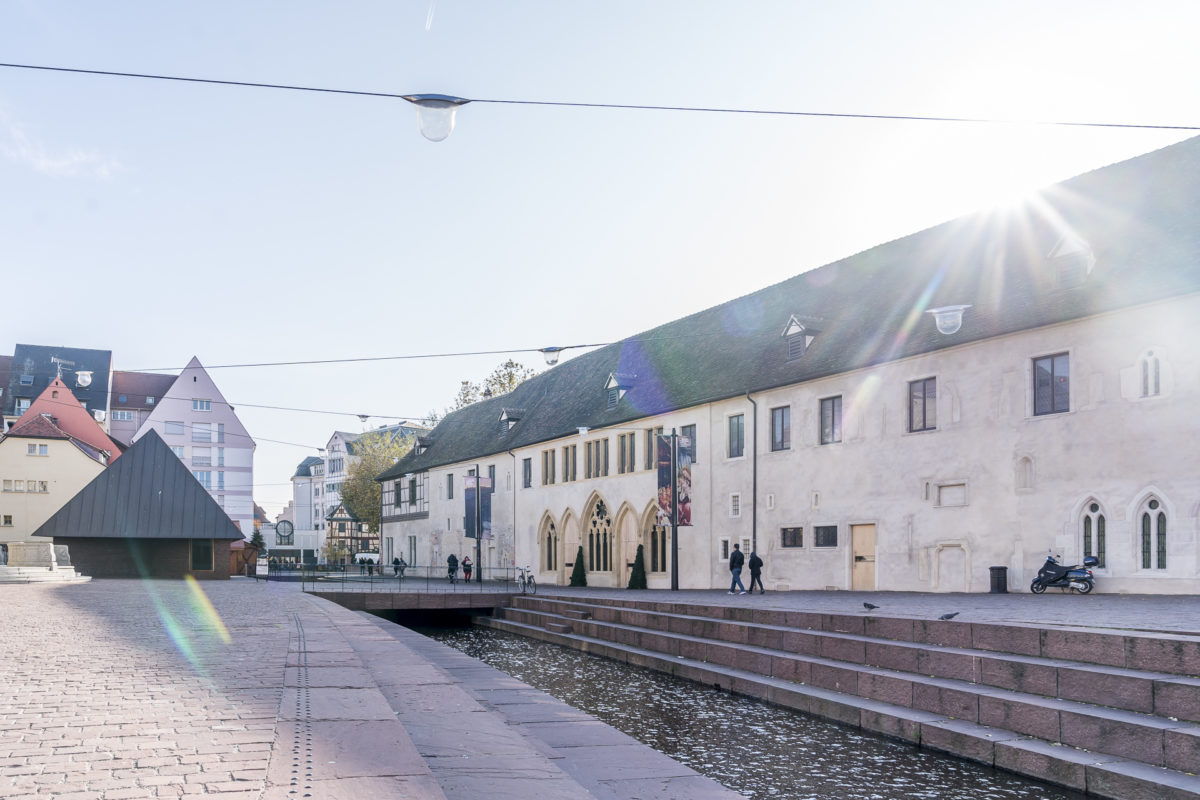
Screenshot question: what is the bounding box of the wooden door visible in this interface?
[851,524,876,590]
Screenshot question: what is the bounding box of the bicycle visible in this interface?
[515,565,536,595]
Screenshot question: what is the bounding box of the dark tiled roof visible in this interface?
[3,345,112,418]
[292,455,323,478]
[32,429,244,541]
[379,135,1200,481]
[0,355,10,399]
[110,371,176,408]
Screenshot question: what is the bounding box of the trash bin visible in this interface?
[988,565,1009,594]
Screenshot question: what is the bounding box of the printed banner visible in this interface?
[465,476,492,539]
[656,434,693,527]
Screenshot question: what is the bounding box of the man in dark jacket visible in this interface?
[728,544,747,595]
[447,553,459,581]
[748,550,765,594]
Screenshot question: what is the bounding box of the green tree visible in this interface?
[448,359,538,411]
[249,529,265,551]
[340,428,416,534]
[627,544,647,590]
[569,546,587,587]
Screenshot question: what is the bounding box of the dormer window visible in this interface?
[19,375,33,386]
[1048,233,1095,288]
[605,373,634,410]
[499,408,523,436]
[782,315,817,360]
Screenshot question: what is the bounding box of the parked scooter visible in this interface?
[1030,554,1098,594]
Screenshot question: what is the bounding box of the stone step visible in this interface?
[502,604,1200,768]
[545,622,572,634]
[483,614,1200,800]
[512,597,1200,722]
[516,595,1200,677]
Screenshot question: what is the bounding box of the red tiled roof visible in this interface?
[14,378,123,461]
[6,414,71,440]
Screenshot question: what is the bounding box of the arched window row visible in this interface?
[1080,496,1169,572]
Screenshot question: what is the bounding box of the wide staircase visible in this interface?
[482,594,1200,800]
[0,565,90,584]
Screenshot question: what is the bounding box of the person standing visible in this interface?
[748,550,765,594]
[462,555,473,581]
[728,543,747,595]
[447,553,459,581]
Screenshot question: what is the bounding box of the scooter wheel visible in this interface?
[1076,580,1094,595]
[1030,581,1047,594]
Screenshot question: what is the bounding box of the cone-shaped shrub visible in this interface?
[569,546,588,587]
[627,543,648,590]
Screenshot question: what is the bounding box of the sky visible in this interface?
[2,1,1197,517]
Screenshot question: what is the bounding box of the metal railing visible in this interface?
[252,563,534,593]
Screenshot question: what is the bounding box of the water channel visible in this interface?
[419,624,1084,800]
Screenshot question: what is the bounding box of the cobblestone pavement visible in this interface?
[0,579,740,800]
[0,579,305,799]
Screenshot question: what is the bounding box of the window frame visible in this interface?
[780,526,803,548]
[728,413,745,459]
[770,406,791,451]
[814,524,838,548]
[190,539,215,572]
[908,377,937,433]
[1032,352,1070,416]
[820,396,842,445]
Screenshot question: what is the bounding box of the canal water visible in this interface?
[422,625,1084,800]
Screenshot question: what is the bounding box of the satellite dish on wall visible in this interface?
[75,371,93,388]
[93,409,106,423]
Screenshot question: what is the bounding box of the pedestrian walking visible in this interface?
[462,555,473,581]
[728,543,747,595]
[392,557,402,577]
[748,550,765,594]
[447,553,459,582]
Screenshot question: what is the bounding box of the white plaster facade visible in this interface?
[383,294,1200,593]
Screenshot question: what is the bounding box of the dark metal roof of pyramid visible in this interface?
[32,429,243,541]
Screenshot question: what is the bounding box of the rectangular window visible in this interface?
[193,471,212,489]
[165,421,185,436]
[111,410,134,422]
[680,424,697,462]
[192,399,211,411]
[909,377,937,432]
[562,444,577,482]
[37,481,47,493]
[488,464,496,491]
[217,447,225,467]
[542,450,556,485]
[26,444,35,455]
[617,432,637,474]
[190,539,214,571]
[147,396,156,405]
[820,396,842,444]
[719,539,730,561]
[770,406,791,451]
[522,458,532,489]
[1033,353,1070,415]
[192,422,211,443]
[217,472,225,491]
[728,414,745,458]
[781,527,803,548]
[170,446,185,459]
[1,480,10,492]
[1,515,11,526]
[19,374,33,386]
[447,473,454,499]
[217,423,225,443]
[730,493,741,517]
[602,438,609,476]
[192,447,212,467]
[814,525,838,548]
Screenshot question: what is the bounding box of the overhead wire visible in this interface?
[2,61,1197,132]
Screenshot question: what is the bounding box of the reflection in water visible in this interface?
[424,626,1082,800]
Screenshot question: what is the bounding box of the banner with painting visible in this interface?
[656,433,693,526]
